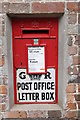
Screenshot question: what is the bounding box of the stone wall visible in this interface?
[65,2,79,119]
[0,0,80,119]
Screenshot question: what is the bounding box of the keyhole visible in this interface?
[21,62,22,66]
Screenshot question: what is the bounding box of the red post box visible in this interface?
[12,18,58,104]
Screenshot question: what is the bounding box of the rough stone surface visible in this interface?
[66,84,76,93]
[1,118,79,120]
[78,2,80,13]
[75,35,80,45]
[0,103,6,111]
[7,0,23,3]
[5,111,27,118]
[68,77,80,83]
[68,36,73,46]
[0,85,7,94]
[76,111,80,118]
[0,24,4,36]
[75,40,80,45]
[67,2,78,12]
[78,102,80,109]
[78,25,80,34]
[2,2,9,13]
[68,13,77,24]
[75,94,80,101]
[79,47,80,55]
[66,94,75,102]
[73,56,80,65]
[8,3,30,13]
[64,111,76,118]
[68,25,78,34]
[68,46,77,55]
[0,95,7,103]
[68,66,72,75]
[0,56,5,67]
[67,103,76,110]
[32,2,65,13]
[48,110,61,118]
[27,111,48,118]
[0,3,2,13]
[73,67,79,75]
[78,84,80,92]
[78,14,80,24]
[75,35,78,41]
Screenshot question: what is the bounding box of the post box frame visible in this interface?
[12,18,58,104]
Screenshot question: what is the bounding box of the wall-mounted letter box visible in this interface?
[12,18,58,104]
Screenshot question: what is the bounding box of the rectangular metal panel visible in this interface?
[12,18,58,104]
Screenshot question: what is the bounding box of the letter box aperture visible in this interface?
[12,18,58,104]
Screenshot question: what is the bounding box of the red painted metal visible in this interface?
[12,18,58,104]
